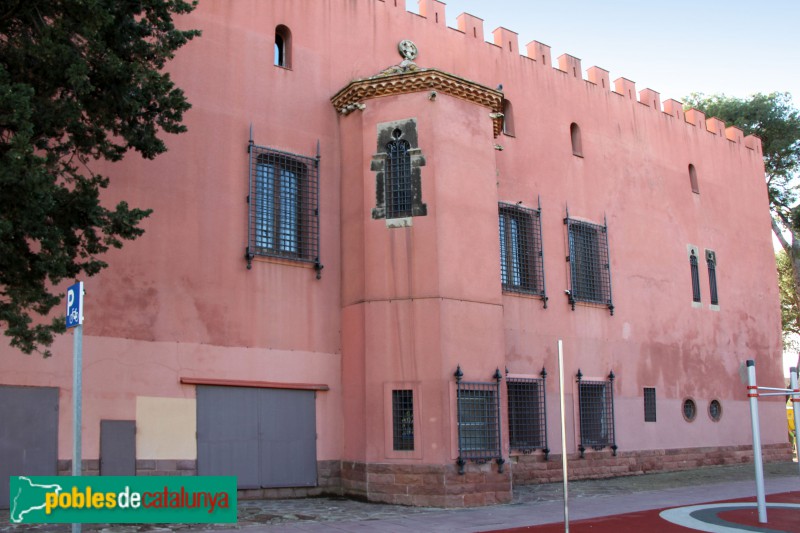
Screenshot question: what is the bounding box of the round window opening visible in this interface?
[682,398,697,422]
[709,399,722,421]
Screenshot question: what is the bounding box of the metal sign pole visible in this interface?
[67,281,84,533]
[558,340,569,532]
[72,323,82,533]
[745,360,767,523]
[790,367,800,475]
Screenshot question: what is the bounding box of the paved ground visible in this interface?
[2,462,799,532]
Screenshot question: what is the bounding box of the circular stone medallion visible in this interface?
[398,40,418,60]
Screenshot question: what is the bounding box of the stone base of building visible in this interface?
[341,460,512,507]
[56,444,792,507]
[511,443,794,485]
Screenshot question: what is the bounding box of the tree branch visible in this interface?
[772,216,791,253]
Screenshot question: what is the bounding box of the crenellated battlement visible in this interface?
[376,0,762,153]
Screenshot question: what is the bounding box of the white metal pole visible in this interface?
[790,367,800,475]
[72,323,83,533]
[558,340,569,532]
[746,359,767,523]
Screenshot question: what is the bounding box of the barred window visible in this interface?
[391,390,414,451]
[386,131,412,218]
[706,250,718,305]
[371,120,427,222]
[690,249,701,303]
[507,373,548,454]
[565,215,613,313]
[246,144,319,269]
[576,370,616,457]
[644,387,656,422]
[499,202,546,299]
[457,389,499,456]
[454,367,503,473]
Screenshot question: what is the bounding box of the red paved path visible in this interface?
[489,491,800,533]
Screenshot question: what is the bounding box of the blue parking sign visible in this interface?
[66,282,84,328]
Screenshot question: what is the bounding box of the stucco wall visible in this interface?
[0,0,785,472]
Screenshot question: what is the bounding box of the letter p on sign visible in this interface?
[66,282,84,329]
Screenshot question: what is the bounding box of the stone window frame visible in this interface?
[371,119,427,228]
[383,382,422,459]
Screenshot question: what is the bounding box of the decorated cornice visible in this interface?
[331,65,504,136]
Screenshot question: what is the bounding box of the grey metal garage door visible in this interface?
[0,386,59,509]
[196,386,317,489]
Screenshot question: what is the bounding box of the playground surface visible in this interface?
[492,491,800,533]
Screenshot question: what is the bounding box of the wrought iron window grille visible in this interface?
[454,366,504,475]
[576,369,617,458]
[371,120,427,221]
[391,390,415,451]
[706,250,718,305]
[644,387,657,422]
[690,250,701,303]
[385,131,413,219]
[564,209,613,314]
[245,138,322,278]
[506,367,549,459]
[499,200,548,307]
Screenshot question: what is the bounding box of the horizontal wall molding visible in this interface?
[180,377,329,391]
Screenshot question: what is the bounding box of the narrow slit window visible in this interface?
[689,164,699,194]
[690,249,701,303]
[502,100,515,136]
[706,250,718,305]
[570,123,583,157]
[274,25,292,68]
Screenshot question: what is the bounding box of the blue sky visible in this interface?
[414,0,800,105]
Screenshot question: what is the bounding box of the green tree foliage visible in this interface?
[684,92,800,341]
[0,1,199,356]
[777,250,800,349]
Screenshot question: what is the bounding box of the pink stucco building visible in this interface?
[0,0,791,508]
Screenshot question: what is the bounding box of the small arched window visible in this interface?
[274,25,292,68]
[688,164,699,194]
[502,100,515,136]
[570,122,583,157]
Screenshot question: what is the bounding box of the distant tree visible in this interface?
[777,250,800,350]
[684,92,800,338]
[0,1,200,356]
